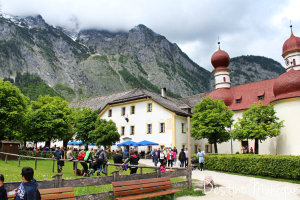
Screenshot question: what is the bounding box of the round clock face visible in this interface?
[286,59,289,66]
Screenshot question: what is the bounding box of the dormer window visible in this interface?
[258,95,264,101]
[257,91,265,101]
[235,95,242,104]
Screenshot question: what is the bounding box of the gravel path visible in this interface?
[139,159,300,200]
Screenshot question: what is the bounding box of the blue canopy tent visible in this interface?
[137,140,159,146]
[117,141,138,146]
[67,141,75,145]
[74,141,83,145]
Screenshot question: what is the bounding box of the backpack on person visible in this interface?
[84,151,91,162]
[94,149,101,159]
[78,152,85,161]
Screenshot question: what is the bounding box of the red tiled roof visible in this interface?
[273,69,300,100]
[207,69,300,111]
[206,78,276,111]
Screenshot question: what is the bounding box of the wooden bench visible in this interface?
[112,177,181,200]
[8,187,74,200]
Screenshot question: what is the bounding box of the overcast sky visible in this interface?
[1,0,299,71]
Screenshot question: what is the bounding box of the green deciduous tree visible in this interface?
[231,102,284,154]
[72,107,98,149]
[0,80,28,140]
[90,119,120,148]
[191,97,234,153]
[26,95,73,147]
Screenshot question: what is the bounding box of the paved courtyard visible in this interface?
[139,159,300,200]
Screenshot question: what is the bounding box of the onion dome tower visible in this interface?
[273,25,300,99]
[207,41,233,106]
[211,41,231,89]
[282,24,300,71]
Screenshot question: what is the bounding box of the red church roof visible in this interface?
[206,69,300,111]
[206,78,276,111]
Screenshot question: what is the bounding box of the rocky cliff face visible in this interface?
[0,14,285,100]
[229,55,286,86]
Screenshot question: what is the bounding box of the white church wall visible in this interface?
[273,98,300,155]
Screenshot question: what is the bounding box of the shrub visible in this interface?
[191,153,300,180]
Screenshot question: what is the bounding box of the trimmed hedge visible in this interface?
[192,153,300,180]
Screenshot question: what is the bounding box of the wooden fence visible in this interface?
[0,151,191,200]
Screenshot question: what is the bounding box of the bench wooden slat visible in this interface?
[113,177,181,200]
[40,187,73,194]
[116,189,182,200]
[112,177,169,187]
[114,185,173,197]
[113,180,171,192]
[7,187,74,200]
[41,192,74,200]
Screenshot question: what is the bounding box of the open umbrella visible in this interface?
[137,140,159,146]
[117,141,138,146]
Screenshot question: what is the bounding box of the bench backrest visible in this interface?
[8,187,74,200]
[112,177,173,197]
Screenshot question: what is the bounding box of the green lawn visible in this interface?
[0,159,155,182]
[0,159,186,196]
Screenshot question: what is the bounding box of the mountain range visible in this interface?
[0,14,285,101]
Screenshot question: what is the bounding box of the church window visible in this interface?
[108,109,112,117]
[223,77,226,82]
[293,59,296,65]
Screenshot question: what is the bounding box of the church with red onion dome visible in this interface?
[204,26,300,155]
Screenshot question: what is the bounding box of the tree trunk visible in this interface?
[63,140,68,148]
[45,140,51,147]
[254,138,259,154]
[23,140,27,149]
[214,142,218,153]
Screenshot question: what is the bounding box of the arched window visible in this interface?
[223,77,226,82]
[293,59,296,65]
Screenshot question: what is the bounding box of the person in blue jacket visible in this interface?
[14,167,41,200]
[196,148,205,171]
[0,173,8,200]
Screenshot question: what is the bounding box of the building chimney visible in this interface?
[161,88,167,98]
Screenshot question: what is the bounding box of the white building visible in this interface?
[70,27,300,155]
[70,88,205,154]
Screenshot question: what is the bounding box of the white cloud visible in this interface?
[1,0,297,70]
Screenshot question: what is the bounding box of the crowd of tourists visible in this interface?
[51,146,142,177]
[149,147,206,171]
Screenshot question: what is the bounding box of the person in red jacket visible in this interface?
[166,149,174,167]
